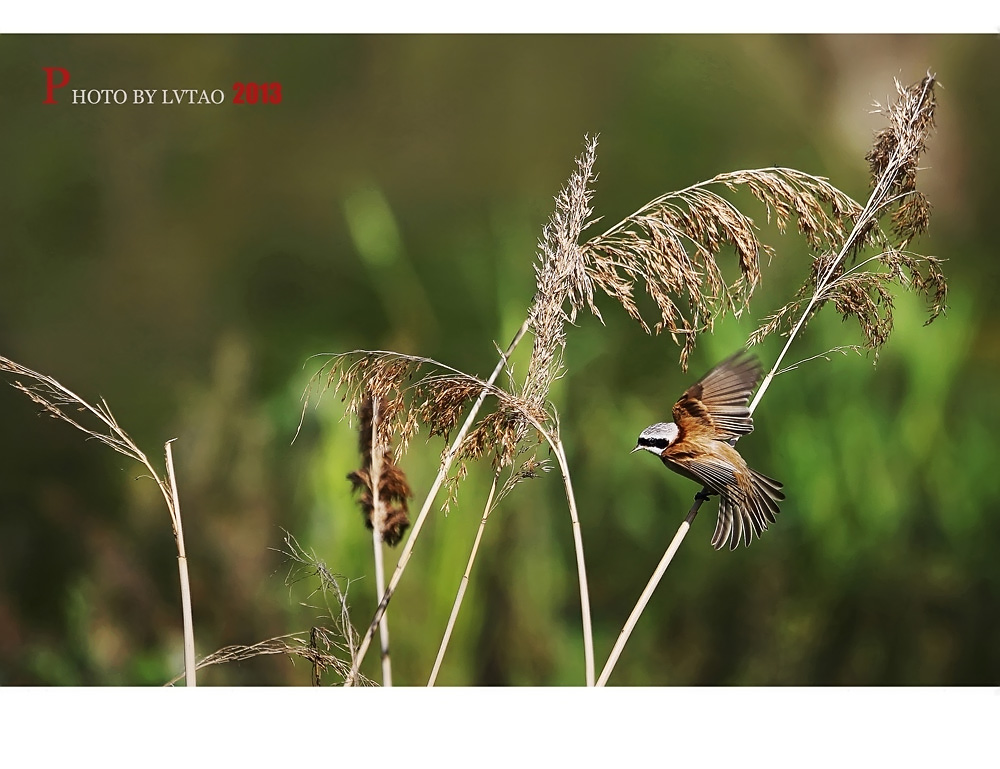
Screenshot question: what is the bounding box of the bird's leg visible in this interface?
[694,488,714,502]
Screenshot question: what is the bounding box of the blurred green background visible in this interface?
[0,35,997,686]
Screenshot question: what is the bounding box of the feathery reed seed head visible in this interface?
[582,168,859,369]
[523,135,599,411]
[748,73,945,355]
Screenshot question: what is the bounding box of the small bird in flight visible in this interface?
[632,351,784,550]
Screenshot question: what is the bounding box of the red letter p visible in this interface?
[43,67,70,104]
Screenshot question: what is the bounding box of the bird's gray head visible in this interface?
[632,422,680,455]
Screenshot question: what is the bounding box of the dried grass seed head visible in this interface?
[524,135,600,409]
[866,73,938,249]
[748,73,945,355]
[312,348,555,509]
[583,168,860,369]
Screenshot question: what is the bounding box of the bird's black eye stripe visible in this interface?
[639,436,670,449]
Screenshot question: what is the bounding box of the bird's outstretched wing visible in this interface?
[672,351,763,441]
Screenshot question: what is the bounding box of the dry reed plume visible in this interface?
[599,72,944,685]
[750,75,945,357]
[585,167,860,368]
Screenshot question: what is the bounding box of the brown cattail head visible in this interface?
[347,395,412,546]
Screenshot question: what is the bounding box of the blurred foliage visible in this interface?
[0,34,997,685]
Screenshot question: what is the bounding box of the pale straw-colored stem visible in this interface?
[427,475,499,686]
[748,207,873,417]
[551,438,595,686]
[597,498,699,686]
[345,318,531,685]
[495,410,596,686]
[751,76,934,415]
[595,218,859,684]
[165,440,196,687]
[369,399,393,686]
[0,356,198,686]
[426,414,595,686]
[371,528,391,686]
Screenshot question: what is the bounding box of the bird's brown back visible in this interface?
[672,351,762,442]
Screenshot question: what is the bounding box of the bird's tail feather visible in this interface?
[711,469,784,550]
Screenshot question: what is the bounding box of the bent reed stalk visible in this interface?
[0,354,198,686]
[597,73,943,686]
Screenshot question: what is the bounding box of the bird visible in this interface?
[632,351,784,550]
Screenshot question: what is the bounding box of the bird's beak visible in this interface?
[630,445,642,454]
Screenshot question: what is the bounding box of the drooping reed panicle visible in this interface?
[599,72,945,686]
